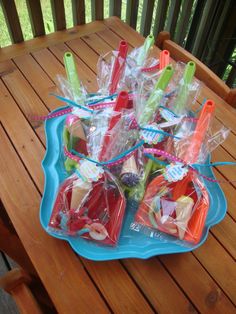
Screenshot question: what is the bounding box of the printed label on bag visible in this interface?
[77,160,104,182]
[163,163,188,182]
[140,124,164,144]
[159,108,177,122]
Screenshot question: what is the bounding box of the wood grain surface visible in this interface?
[0,17,235,314]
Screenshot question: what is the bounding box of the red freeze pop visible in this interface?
[99,91,129,161]
[109,40,128,94]
[159,50,170,70]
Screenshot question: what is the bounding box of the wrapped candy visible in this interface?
[48,168,126,246]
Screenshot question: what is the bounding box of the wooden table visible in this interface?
[0,17,235,314]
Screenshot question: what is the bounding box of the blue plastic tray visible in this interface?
[40,107,227,261]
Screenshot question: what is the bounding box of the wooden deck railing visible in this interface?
[0,0,235,88]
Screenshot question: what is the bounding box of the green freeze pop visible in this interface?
[121,34,155,187]
[174,61,196,115]
[64,52,82,98]
[136,34,155,66]
[63,52,83,172]
[139,65,174,126]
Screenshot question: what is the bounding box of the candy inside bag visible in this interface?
[48,169,126,246]
[131,100,222,245]
[133,170,209,243]
[63,113,90,172]
[87,105,144,185]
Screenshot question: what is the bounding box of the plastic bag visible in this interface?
[166,62,202,116]
[63,114,90,172]
[172,100,230,164]
[97,41,128,95]
[132,170,209,244]
[131,99,224,244]
[134,66,174,126]
[86,103,144,186]
[56,74,87,105]
[48,169,126,246]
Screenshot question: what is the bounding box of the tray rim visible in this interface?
[40,106,227,261]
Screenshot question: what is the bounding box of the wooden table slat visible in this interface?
[193,233,236,304]
[122,258,198,313]
[0,21,107,63]
[214,170,236,221]
[0,79,45,187]
[0,124,109,314]
[213,216,236,259]
[212,146,236,190]
[160,253,236,313]
[13,53,63,111]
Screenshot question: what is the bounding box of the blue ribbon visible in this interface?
[87,93,118,105]
[77,228,90,236]
[159,105,179,118]
[52,94,94,112]
[87,91,133,105]
[71,140,145,166]
[192,161,236,167]
[145,154,168,165]
[75,169,87,181]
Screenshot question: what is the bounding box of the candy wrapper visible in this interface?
[48,169,126,246]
